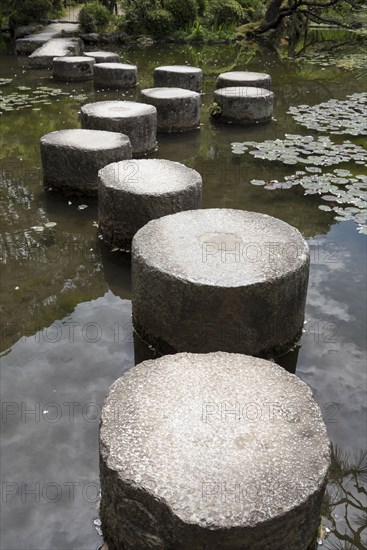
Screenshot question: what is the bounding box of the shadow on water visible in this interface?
[0,36,366,549]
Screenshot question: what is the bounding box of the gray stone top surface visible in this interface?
[155,65,202,74]
[41,129,130,150]
[29,38,79,58]
[218,71,270,82]
[99,159,202,195]
[215,86,272,98]
[100,352,330,528]
[132,209,309,286]
[81,100,156,119]
[53,56,94,63]
[95,62,137,70]
[142,87,200,99]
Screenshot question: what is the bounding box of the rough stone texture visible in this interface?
[40,129,132,195]
[15,22,79,54]
[213,87,274,124]
[94,63,137,88]
[216,71,271,90]
[141,87,201,133]
[81,101,157,157]
[154,65,202,92]
[85,51,120,63]
[52,56,95,81]
[27,38,83,69]
[100,352,330,550]
[132,209,310,358]
[98,159,202,250]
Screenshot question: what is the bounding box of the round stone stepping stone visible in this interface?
[52,56,95,81]
[154,65,202,92]
[94,63,137,88]
[213,86,274,124]
[132,209,309,357]
[84,51,119,63]
[80,101,157,157]
[40,129,132,195]
[141,87,201,133]
[98,159,202,250]
[216,71,271,90]
[100,351,330,550]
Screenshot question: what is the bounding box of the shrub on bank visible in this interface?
[8,0,62,29]
[162,0,198,30]
[208,0,245,28]
[79,1,111,33]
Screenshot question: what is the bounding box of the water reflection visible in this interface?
[0,40,366,549]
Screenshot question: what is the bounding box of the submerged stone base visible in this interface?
[40,129,132,195]
[99,352,330,550]
[132,209,310,357]
[213,87,274,124]
[81,101,157,157]
[98,159,202,250]
[141,87,201,133]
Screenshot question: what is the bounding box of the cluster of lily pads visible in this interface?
[288,93,367,135]
[303,51,367,71]
[231,135,367,234]
[0,85,87,114]
[232,134,367,166]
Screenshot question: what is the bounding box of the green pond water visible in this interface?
[0,39,366,549]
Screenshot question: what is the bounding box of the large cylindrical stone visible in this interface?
[98,159,202,250]
[84,51,119,63]
[94,63,137,88]
[154,65,202,92]
[141,87,201,133]
[40,129,132,195]
[213,87,274,124]
[52,56,95,81]
[100,352,330,550]
[132,209,310,357]
[216,71,271,90]
[80,101,157,157]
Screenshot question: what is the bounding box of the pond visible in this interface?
[0,40,366,549]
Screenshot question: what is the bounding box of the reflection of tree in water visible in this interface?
[322,444,367,549]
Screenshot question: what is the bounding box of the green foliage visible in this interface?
[79,1,111,33]
[162,0,198,30]
[9,0,52,28]
[208,0,245,28]
[145,8,174,38]
[196,0,206,17]
[209,102,222,117]
[237,0,264,22]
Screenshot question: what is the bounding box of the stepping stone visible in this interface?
[141,87,201,133]
[84,51,120,63]
[213,87,274,124]
[53,56,95,81]
[40,129,132,195]
[16,23,81,54]
[154,65,202,92]
[100,352,330,550]
[81,101,157,157]
[27,38,83,69]
[216,71,272,90]
[132,209,310,357]
[98,159,202,250]
[94,63,137,88]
